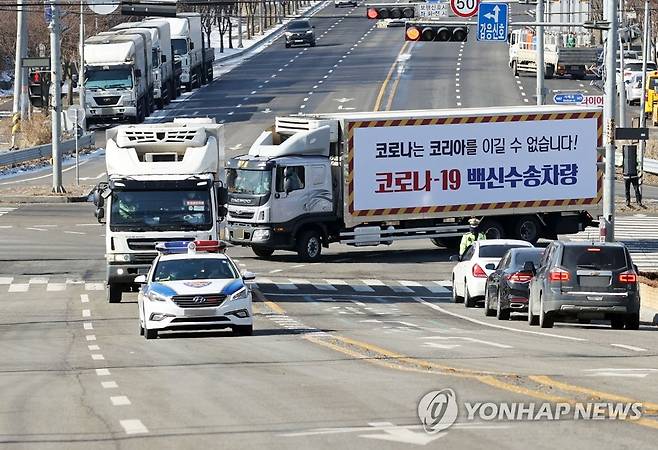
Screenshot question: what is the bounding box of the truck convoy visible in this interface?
[93,118,227,303]
[509,29,600,79]
[162,13,214,92]
[83,12,212,126]
[225,106,603,261]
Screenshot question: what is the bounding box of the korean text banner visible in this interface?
[351,117,598,212]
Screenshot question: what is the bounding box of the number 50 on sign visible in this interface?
[451,0,479,18]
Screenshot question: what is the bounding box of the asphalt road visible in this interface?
[3,2,658,448]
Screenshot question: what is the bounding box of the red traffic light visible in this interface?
[31,72,41,83]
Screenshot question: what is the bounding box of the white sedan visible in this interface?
[451,239,533,308]
[136,240,255,339]
[625,73,643,105]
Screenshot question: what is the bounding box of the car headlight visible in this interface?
[252,229,271,242]
[306,30,313,34]
[230,287,249,302]
[107,253,131,262]
[147,291,169,302]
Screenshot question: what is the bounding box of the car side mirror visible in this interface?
[634,264,639,274]
[449,255,460,262]
[161,54,167,63]
[94,207,105,223]
[242,271,256,281]
[134,275,147,284]
[485,263,496,270]
[523,261,536,274]
[313,25,316,28]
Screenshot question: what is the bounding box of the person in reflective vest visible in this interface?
[459,217,486,257]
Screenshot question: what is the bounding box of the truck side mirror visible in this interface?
[216,185,228,204]
[190,42,195,50]
[135,69,142,78]
[283,177,293,194]
[161,54,167,63]
[94,207,105,223]
[93,189,104,207]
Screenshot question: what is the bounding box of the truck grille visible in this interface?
[229,210,255,219]
[172,294,227,308]
[132,253,158,264]
[94,96,120,106]
[121,129,202,144]
[127,238,193,251]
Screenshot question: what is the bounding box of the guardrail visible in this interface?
[0,133,94,166]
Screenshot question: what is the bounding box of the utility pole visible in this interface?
[79,0,86,132]
[238,4,243,48]
[603,0,618,241]
[11,0,27,148]
[638,0,650,196]
[50,0,64,193]
[618,0,626,127]
[536,0,545,105]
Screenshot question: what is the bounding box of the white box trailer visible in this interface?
[226,105,603,260]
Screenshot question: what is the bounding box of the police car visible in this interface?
[135,240,255,339]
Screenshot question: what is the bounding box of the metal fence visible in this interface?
[0,133,94,166]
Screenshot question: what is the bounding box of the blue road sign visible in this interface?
[553,93,584,104]
[477,3,508,42]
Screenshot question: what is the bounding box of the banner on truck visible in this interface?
[346,111,602,217]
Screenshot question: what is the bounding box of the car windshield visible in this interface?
[288,21,310,30]
[561,246,629,271]
[86,68,132,89]
[153,258,239,281]
[227,168,272,195]
[626,63,656,71]
[511,249,543,269]
[479,245,529,258]
[172,38,188,56]
[110,189,213,231]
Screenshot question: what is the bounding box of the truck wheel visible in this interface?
[201,67,207,85]
[481,219,505,239]
[107,284,122,303]
[186,82,192,93]
[545,64,555,79]
[207,67,213,83]
[515,216,541,244]
[296,230,322,261]
[252,246,275,258]
[156,97,164,109]
[512,60,519,76]
[233,325,253,336]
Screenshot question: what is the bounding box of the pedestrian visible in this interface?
[459,218,486,257]
[623,147,645,208]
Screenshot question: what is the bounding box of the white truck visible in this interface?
[226,106,603,260]
[84,34,150,125]
[113,20,177,108]
[509,29,600,79]
[162,13,214,92]
[92,118,227,303]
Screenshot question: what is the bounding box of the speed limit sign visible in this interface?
[450,0,479,18]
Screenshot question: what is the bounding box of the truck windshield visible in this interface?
[172,38,188,56]
[110,189,213,231]
[86,68,133,89]
[227,169,271,195]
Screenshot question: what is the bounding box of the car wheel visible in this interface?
[464,283,476,308]
[233,324,254,336]
[539,296,554,328]
[145,327,158,340]
[139,321,144,336]
[452,276,464,303]
[296,230,322,262]
[285,42,291,48]
[611,316,625,329]
[252,245,275,258]
[497,291,510,320]
[484,287,495,316]
[310,40,316,47]
[625,313,640,330]
[107,284,122,303]
[528,298,539,326]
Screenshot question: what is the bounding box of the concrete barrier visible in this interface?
[0,133,94,166]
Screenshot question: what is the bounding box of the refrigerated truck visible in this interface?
[225,105,603,260]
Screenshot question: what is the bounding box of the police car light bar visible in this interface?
[155,240,227,254]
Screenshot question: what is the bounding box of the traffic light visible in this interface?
[405,22,468,42]
[28,70,50,108]
[366,3,416,19]
[121,0,177,17]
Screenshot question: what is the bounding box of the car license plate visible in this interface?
[587,296,604,301]
[234,228,245,239]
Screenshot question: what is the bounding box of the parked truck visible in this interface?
[509,29,600,79]
[162,13,214,92]
[84,34,150,126]
[113,20,176,108]
[226,106,602,260]
[92,118,227,303]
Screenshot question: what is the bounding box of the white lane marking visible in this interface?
[8,284,29,292]
[82,309,91,318]
[269,269,283,274]
[91,354,105,360]
[278,68,283,72]
[326,279,348,286]
[0,225,12,229]
[424,336,513,349]
[276,282,298,290]
[88,345,100,351]
[47,283,67,291]
[610,343,648,352]
[456,89,461,93]
[457,102,462,106]
[81,294,89,303]
[456,83,460,87]
[83,322,93,330]
[26,228,47,232]
[0,277,14,284]
[251,90,257,94]
[102,381,118,389]
[456,95,461,99]
[228,111,234,116]
[96,368,110,376]
[86,335,96,341]
[85,283,104,291]
[399,280,422,287]
[363,279,385,287]
[414,298,588,341]
[291,264,306,269]
[288,278,310,285]
[111,396,131,406]
[120,420,148,435]
[29,277,49,284]
[64,231,86,235]
[521,92,526,97]
[523,99,529,103]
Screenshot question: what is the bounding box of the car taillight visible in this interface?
[506,272,533,283]
[548,268,570,282]
[472,264,487,278]
[619,271,637,283]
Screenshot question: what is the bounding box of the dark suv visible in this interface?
[285,20,316,48]
[527,241,640,329]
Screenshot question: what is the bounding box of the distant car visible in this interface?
[334,0,357,7]
[136,240,255,339]
[484,247,544,320]
[618,59,657,86]
[451,239,534,308]
[285,19,316,48]
[625,73,643,105]
[527,241,640,329]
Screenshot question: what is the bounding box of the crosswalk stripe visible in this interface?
[46,283,67,292]
[390,282,414,293]
[350,283,375,292]
[325,279,348,286]
[362,279,385,286]
[0,277,14,285]
[8,284,29,292]
[313,282,338,291]
[29,277,49,284]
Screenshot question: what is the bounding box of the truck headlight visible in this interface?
[107,253,131,262]
[252,229,271,242]
[147,291,169,302]
[230,287,249,302]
